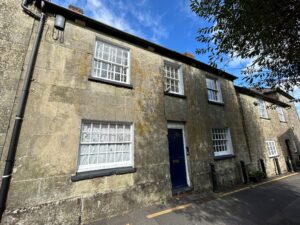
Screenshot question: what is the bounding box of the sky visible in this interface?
[52,0,300,116]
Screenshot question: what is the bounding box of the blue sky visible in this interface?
[52,0,300,116]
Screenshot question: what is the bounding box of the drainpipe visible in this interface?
[0,0,46,220]
[21,0,41,20]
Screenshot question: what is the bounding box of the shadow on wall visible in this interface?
[278,128,300,171]
[238,96,269,176]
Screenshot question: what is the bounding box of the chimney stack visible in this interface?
[183,52,195,59]
[68,5,84,14]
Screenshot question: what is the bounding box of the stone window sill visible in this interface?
[260,117,270,120]
[164,92,186,99]
[71,167,136,182]
[208,100,224,106]
[88,76,133,89]
[214,154,236,161]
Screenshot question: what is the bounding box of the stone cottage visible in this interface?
[0,0,299,224]
[236,87,300,177]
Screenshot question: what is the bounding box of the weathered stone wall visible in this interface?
[2,16,171,224]
[1,4,250,225]
[164,66,250,191]
[275,94,300,165]
[236,92,300,177]
[0,0,34,160]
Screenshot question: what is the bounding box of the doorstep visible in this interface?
[172,185,193,196]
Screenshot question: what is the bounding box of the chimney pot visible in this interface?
[183,52,195,59]
[68,5,84,14]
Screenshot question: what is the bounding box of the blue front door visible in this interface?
[168,128,188,189]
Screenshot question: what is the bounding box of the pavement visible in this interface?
[89,173,300,225]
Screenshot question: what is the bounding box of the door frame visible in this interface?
[167,123,191,187]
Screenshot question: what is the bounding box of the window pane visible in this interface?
[123,152,130,161]
[98,153,106,163]
[266,141,278,157]
[164,63,182,94]
[81,132,91,143]
[206,78,221,102]
[89,154,98,164]
[212,128,232,156]
[90,145,98,154]
[80,145,89,154]
[79,122,133,172]
[93,40,129,84]
[80,155,88,165]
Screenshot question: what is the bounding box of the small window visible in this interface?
[164,62,184,95]
[78,121,133,172]
[212,128,233,157]
[276,106,286,122]
[266,141,278,157]
[206,78,223,103]
[258,99,269,118]
[92,40,130,84]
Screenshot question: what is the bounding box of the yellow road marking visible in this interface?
[146,203,192,219]
[219,186,251,197]
[220,172,298,197]
[146,173,298,220]
[252,173,297,188]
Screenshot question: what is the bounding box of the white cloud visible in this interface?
[179,0,202,24]
[53,0,168,43]
[130,9,168,42]
[227,56,252,69]
[86,0,138,35]
[136,0,149,7]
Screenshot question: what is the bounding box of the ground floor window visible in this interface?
[266,141,278,157]
[212,128,233,157]
[78,121,133,172]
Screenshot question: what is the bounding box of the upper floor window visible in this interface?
[258,99,269,118]
[78,121,133,172]
[164,62,184,95]
[266,141,278,157]
[276,106,286,122]
[212,128,233,157]
[92,40,130,84]
[206,78,223,103]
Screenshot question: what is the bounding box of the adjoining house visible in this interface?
[236,87,300,177]
[0,1,299,224]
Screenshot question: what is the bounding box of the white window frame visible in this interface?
[266,141,278,157]
[77,121,134,173]
[206,78,223,103]
[276,106,286,122]
[164,62,184,95]
[212,128,234,157]
[91,39,131,85]
[258,99,269,118]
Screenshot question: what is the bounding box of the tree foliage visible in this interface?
[190,0,300,90]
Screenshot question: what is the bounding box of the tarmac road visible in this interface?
[91,173,300,225]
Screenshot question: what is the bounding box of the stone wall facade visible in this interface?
[265,92,300,167]
[236,91,300,177]
[0,0,35,161]
[0,3,250,224]
[0,1,299,224]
